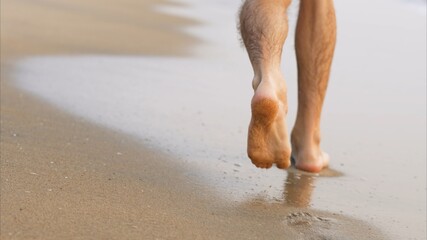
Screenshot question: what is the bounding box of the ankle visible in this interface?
[252,70,285,89]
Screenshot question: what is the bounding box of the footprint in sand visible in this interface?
[283,210,387,240]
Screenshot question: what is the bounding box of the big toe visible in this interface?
[276,150,292,169]
[248,151,274,169]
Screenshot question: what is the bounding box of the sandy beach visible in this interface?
[1,0,426,239]
[1,80,387,239]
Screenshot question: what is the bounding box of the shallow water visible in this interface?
[404,0,427,15]
[11,0,426,239]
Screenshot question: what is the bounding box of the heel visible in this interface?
[251,98,279,126]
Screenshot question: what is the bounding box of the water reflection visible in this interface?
[283,167,343,207]
[284,170,315,207]
[237,167,385,240]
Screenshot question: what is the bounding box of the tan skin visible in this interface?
[239,0,336,173]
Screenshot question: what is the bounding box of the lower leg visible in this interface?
[239,0,292,169]
[292,0,337,172]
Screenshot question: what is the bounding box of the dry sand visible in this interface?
[1,0,424,239]
[0,0,199,58]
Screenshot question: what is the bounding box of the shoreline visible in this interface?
[1,0,425,239]
[1,79,386,239]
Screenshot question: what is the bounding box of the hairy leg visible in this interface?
[239,0,292,169]
[292,0,337,172]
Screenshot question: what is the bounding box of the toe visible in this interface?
[275,149,291,169]
[253,162,273,169]
[276,160,291,169]
[248,150,274,169]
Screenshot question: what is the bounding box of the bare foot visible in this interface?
[291,132,329,173]
[247,80,291,169]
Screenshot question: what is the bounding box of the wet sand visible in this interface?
[1,0,425,239]
[1,80,386,239]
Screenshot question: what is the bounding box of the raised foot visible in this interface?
[247,87,291,169]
